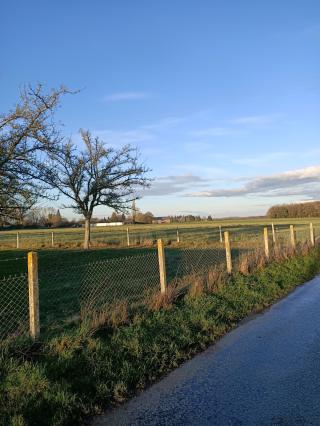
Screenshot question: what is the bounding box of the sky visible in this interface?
[1,0,320,219]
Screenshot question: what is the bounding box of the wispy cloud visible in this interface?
[230,114,283,125]
[92,128,155,145]
[142,174,210,197]
[103,91,150,102]
[232,151,292,167]
[174,163,229,178]
[142,116,186,131]
[189,112,283,140]
[190,127,241,138]
[90,114,188,146]
[186,165,320,199]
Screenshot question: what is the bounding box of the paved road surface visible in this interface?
[93,276,320,425]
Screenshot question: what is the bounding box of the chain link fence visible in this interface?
[37,252,160,334]
[0,222,318,340]
[0,273,29,340]
[166,247,226,282]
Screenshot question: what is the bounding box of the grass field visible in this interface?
[0,217,319,250]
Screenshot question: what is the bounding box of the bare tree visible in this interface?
[0,84,69,221]
[40,130,150,248]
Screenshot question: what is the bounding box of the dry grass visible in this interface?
[147,285,179,311]
[187,273,206,298]
[206,265,229,293]
[299,241,313,256]
[81,300,129,330]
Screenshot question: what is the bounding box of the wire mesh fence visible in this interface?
[166,247,226,283]
[296,226,310,244]
[0,273,29,340]
[0,222,318,340]
[80,253,160,311]
[37,252,161,334]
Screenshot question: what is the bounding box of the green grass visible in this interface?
[1,247,320,425]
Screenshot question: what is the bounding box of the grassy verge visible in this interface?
[1,247,320,425]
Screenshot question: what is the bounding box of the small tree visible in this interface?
[47,209,62,228]
[109,211,120,222]
[40,130,150,249]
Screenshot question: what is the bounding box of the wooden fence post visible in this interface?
[28,252,40,340]
[264,227,270,259]
[224,231,232,274]
[271,223,276,244]
[16,232,20,249]
[51,232,54,247]
[219,226,223,243]
[126,227,130,247]
[176,228,180,243]
[290,225,296,250]
[310,223,315,247]
[157,239,167,293]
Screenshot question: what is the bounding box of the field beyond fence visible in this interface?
[1,218,320,249]
[0,221,318,341]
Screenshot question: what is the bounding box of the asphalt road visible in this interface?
[93,276,320,426]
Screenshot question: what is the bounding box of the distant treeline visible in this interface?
[267,201,320,218]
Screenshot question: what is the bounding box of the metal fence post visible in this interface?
[290,225,296,250]
[224,231,232,274]
[51,231,54,247]
[271,223,276,244]
[28,252,40,340]
[176,228,180,243]
[310,223,315,247]
[264,227,270,259]
[219,226,223,243]
[16,232,20,249]
[157,239,167,293]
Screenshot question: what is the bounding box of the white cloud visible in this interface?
[142,174,210,197]
[103,92,149,102]
[190,127,241,137]
[230,114,283,125]
[92,129,155,145]
[189,113,283,140]
[186,165,320,199]
[232,151,292,167]
[142,116,186,131]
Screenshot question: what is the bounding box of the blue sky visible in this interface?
[1,0,320,218]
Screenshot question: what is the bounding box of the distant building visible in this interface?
[152,217,171,224]
[95,222,124,227]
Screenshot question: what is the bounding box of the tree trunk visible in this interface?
[84,217,91,249]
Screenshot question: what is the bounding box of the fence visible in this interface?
[0,223,317,341]
[0,227,182,249]
[2,221,319,250]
